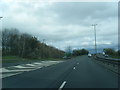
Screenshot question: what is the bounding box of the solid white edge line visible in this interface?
[58,81,66,90]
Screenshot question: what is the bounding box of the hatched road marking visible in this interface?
[0,61,64,79]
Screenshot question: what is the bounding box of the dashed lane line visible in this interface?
[73,67,76,70]
[58,81,67,90]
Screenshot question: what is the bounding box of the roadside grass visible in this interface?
[110,55,120,59]
[2,56,30,63]
[106,54,120,59]
[2,56,66,63]
[2,56,25,60]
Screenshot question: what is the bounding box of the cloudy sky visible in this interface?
[0,0,118,52]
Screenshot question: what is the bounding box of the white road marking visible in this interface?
[1,68,33,73]
[1,72,22,79]
[33,62,42,65]
[73,67,76,70]
[58,81,66,90]
[26,64,36,66]
[0,68,10,73]
[13,65,35,69]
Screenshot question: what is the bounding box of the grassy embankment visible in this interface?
[110,55,120,59]
[2,56,65,63]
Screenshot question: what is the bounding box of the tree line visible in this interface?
[103,48,120,57]
[65,46,89,57]
[2,28,65,59]
[72,49,89,56]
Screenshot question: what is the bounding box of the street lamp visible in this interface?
[42,38,46,45]
[92,24,97,54]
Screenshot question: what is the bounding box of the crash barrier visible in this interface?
[93,55,120,74]
[95,55,120,66]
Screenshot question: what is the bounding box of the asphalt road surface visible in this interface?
[2,55,119,89]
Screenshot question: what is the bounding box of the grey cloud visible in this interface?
[48,2,117,25]
[1,1,118,51]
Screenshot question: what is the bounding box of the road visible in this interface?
[2,55,119,89]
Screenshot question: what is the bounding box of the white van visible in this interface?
[88,53,92,57]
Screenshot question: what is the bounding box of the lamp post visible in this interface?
[92,24,97,54]
[0,17,3,55]
[0,17,3,28]
[0,17,3,30]
[43,39,46,44]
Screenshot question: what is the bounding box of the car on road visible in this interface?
[104,54,108,57]
[102,52,105,55]
[88,53,92,57]
[63,56,71,59]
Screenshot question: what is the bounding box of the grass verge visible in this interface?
[109,55,120,59]
[2,56,66,63]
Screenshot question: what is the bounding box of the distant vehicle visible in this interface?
[88,53,92,57]
[63,56,67,59]
[104,54,108,57]
[102,52,105,55]
[63,56,71,59]
[67,57,71,59]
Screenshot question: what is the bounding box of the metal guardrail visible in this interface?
[93,55,120,74]
[94,55,120,66]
